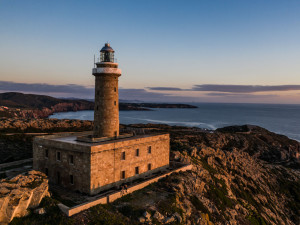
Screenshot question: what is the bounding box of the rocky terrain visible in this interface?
[2,123,299,225]
[0,92,197,119]
[0,171,49,224]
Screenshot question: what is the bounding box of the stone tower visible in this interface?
[92,43,121,138]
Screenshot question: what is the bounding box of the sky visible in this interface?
[0,0,300,103]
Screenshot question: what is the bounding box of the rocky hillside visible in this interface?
[7,123,300,225]
[0,92,94,118]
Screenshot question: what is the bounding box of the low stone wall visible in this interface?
[58,163,193,217]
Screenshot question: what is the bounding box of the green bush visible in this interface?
[190,195,210,216]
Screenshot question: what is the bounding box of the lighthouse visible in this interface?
[33,43,171,196]
[92,43,122,138]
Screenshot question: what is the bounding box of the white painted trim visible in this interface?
[92,68,121,75]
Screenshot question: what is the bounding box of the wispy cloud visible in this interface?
[148,84,300,93]
[119,88,173,101]
[0,81,94,95]
[147,87,184,91]
[191,84,300,93]
[204,92,278,98]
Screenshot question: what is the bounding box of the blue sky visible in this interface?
[0,0,300,103]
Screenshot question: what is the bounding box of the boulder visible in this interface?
[164,216,175,223]
[0,170,49,224]
[138,217,146,223]
[173,212,182,223]
[143,211,151,220]
[153,210,164,222]
[34,208,46,215]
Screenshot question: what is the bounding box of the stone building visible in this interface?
[33,44,170,195]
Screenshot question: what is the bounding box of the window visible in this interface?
[114,101,117,106]
[45,149,49,158]
[121,171,125,179]
[148,163,152,171]
[114,131,117,137]
[114,87,117,92]
[96,106,99,110]
[136,149,139,156]
[56,151,61,161]
[45,168,48,176]
[70,175,74,185]
[121,152,126,160]
[135,167,139,175]
[69,155,74,165]
[148,146,151,154]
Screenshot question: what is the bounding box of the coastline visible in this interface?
[49,104,300,143]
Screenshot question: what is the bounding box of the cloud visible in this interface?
[191,84,300,93]
[204,92,278,98]
[0,81,94,96]
[147,87,184,91]
[148,84,300,93]
[119,88,173,101]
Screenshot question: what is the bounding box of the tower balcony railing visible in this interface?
[94,58,118,68]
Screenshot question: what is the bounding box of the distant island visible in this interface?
[0,92,197,119]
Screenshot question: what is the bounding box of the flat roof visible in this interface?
[36,132,169,147]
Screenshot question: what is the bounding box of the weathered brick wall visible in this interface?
[90,134,170,195]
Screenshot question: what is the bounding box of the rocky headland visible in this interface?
[0,121,299,224]
[0,92,94,119]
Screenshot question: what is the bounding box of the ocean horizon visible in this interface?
[49,103,300,142]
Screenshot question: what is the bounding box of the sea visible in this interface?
[49,103,300,142]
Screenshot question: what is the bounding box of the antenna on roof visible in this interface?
[94,54,95,67]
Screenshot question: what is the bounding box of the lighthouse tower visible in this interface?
[92,43,121,138]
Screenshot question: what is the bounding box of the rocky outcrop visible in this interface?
[0,170,49,224]
[0,118,93,133]
[106,124,300,225]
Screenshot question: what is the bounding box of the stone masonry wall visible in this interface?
[33,138,91,194]
[33,133,170,195]
[93,73,120,138]
[90,134,170,195]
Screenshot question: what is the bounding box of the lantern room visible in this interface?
[100,43,115,62]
